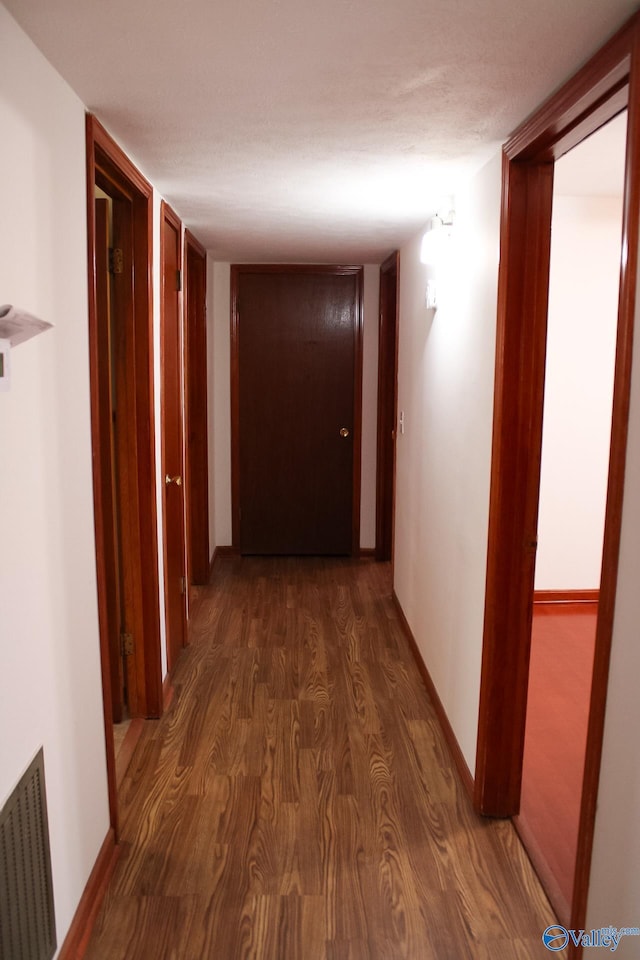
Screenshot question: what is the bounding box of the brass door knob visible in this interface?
[165,474,182,486]
[339,427,350,438]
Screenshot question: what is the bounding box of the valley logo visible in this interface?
[542,924,640,952]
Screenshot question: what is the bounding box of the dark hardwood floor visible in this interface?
[86,557,562,959]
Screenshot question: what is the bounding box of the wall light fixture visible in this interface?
[420,209,455,266]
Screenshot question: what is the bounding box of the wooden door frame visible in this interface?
[93,196,124,725]
[86,114,162,832]
[230,264,364,556]
[184,231,210,584]
[160,201,188,670]
[375,251,400,564]
[474,14,640,948]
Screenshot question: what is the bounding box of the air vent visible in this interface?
[0,748,56,960]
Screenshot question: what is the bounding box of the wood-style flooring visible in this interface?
[86,557,562,960]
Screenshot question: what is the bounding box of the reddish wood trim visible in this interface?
[230,263,366,275]
[184,232,209,584]
[160,201,188,673]
[359,547,375,558]
[57,829,119,960]
[210,545,236,578]
[475,158,555,818]
[375,252,399,563]
[392,591,474,801]
[85,123,118,835]
[184,228,206,259]
[230,270,241,551]
[115,719,144,788]
[93,198,123,724]
[109,195,147,717]
[134,168,162,719]
[534,590,600,604]
[87,115,162,723]
[505,16,637,162]
[473,19,640,957]
[514,814,571,927]
[87,114,163,838]
[230,264,364,556]
[571,24,640,948]
[352,266,364,556]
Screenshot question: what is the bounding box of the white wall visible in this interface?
[535,195,621,590]
[393,152,501,771]
[208,263,379,551]
[584,220,640,954]
[0,5,110,953]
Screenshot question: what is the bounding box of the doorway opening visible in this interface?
[514,113,626,925]
[474,16,640,949]
[86,115,162,833]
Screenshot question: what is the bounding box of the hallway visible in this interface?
[84,557,559,959]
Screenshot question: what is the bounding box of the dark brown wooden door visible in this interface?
[184,234,209,584]
[376,252,399,563]
[95,197,125,723]
[161,204,187,671]
[94,193,145,720]
[234,266,363,555]
[110,195,144,716]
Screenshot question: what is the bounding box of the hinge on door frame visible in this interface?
[109,247,124,275]
[120,632,134,657]
[176,268,182,292]
[180,576,187,595]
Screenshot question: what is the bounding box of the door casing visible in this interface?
[474,13,640,950]
[375,251,399,565]
[93,196,125,724]
[160,201,187,672]
[86,114,163,833]
[184,231,210,584]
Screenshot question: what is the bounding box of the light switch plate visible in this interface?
[0,339,10,392]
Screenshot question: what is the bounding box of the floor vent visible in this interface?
[0,748,56,960]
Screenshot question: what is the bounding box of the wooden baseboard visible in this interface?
[58,828,119,960]
[391,591,474,802]
[534,589,599,604]
[209,545,236,579]
[514,813,570,927]
[359,547,375,558]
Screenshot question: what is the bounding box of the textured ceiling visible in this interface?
[3,0,638,261]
